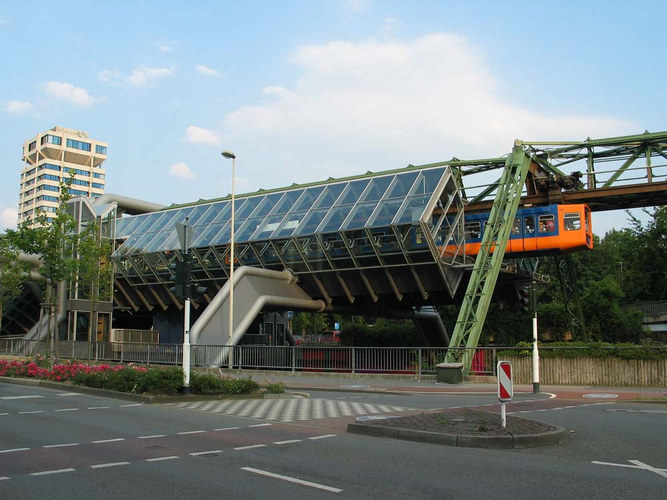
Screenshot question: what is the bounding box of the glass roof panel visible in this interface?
[270,212,304,239]
[251,192,285,218]
[192,222,226,248]
[360,176,393,203]
[113,233,143,256]
[368,198,404,227]
[208,222,232,246]
[250,214,286,241]
[292,208,330,236]
[269,189,304,216]
[180,204,211,226]
[340,202,377,231]
[156,231,180,253]
[312,183,346,209]
[235,216,267,242]
[337,179,370,206]
[129,212,163,237]
[316,205,354,233]
[232,197,256,220]
[413,167,446,195]
[385,171,419,199]
[291,186,325,212]
[203,201,230,225]
[392,193,432,225]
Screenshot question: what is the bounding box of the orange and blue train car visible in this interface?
[457,204,593,256]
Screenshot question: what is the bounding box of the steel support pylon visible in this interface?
[445,144,533,371]
[554,254,588,341]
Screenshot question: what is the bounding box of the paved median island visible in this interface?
[347,408,564,449]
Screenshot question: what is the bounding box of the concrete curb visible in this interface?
[0,376,308,403]
[346,422,565,449]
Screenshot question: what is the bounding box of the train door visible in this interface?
[523,213,537,252]
[509,217,524,253]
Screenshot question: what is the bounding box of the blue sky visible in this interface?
[1,0,665,233]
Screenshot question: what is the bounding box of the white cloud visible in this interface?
[216,34,632,185]
[128,67,172,86]
[5,100,33,114]
[0,207,17,230]
[184,125,222,146]
[45,81,95,106]
[340,0,371,13]
[169,162,196,180]
[97,69,123,83]
[196,64,221,77]
[157,40,179,52]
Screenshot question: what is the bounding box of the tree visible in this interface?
[0,234,30,334]
[5,175,97,364]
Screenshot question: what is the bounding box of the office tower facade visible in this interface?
[18,126,107,226]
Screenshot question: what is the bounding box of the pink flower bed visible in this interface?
[0,359,147,382]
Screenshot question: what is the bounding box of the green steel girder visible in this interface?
[445,144,533,371]
[554,254,587,341]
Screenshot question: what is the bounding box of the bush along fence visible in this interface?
[498,342,667,387]
[0,359,272,396]
[1,340,665,387]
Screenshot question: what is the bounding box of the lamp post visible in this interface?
[221,150,236,369]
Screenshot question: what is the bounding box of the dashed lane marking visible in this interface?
[137,434,166,439]
[242,466,342,494]
[0,448,29,454]
[43,443,79,448]
[146,456,179,462]
[1,433,338,481]
[92,438,125,444]
[31,468,75,476]
[90,462,130,469]
[0,395,43,400]
[177,430,206,435]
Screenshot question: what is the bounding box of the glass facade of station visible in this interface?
[112,165,464,299]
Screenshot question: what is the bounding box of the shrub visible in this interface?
[189,372,259,395]
[263,381,286,394]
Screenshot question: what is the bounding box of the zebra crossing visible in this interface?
[169,398,413,423]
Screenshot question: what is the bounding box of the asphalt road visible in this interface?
[1,383,665,499]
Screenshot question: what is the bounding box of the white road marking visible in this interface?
[214,427,240,431]
[120,403,143,407]
[308,434,336,440]
[92,438,126,444]
[31,468,75,476]
[0,476,9,480]
[1,395,43,400]
[0,448,30,454]
[592,459,667,478]
[146,456,179,462]
[56,393,81,397]
[18,411,44,414]
[234,444,267,451]
[177,430,206,435]
[248,423,272,428]
[190,450,223,456]
[274,439,302,445]
[0,413,7,416]
[87,406,110,410]
[242,466,342,493]
[55,408,79,412]
[90,462,130,469]
[138,434,166,439]
[43,443,79,448]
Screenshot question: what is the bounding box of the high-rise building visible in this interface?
[18,126,108,226]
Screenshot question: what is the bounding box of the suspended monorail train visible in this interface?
[456,203,593,256]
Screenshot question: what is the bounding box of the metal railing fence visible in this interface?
[1,340,664,377]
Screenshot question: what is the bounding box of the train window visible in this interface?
[538,214,555,233]
[564,213,581,231]
[465,221,481,239]
[512,218,521,235]
[525,216,535,234]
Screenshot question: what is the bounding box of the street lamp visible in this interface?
[221,150,236,368]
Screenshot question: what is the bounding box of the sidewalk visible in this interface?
[236,369,667,401]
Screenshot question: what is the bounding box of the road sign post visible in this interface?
[175,220,193,395]
[497,361,513,429]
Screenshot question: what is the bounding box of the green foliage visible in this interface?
[263,381,286,394]
[500,342,666,360]
[340,319,421,347]
[292,312,329,335]
[72,366,184,395]
[0,234,30,332]
[189,372,260,395]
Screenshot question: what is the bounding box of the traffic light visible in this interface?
[190,282,207,300]
[518,286,530,312]
[169,258,191,299]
